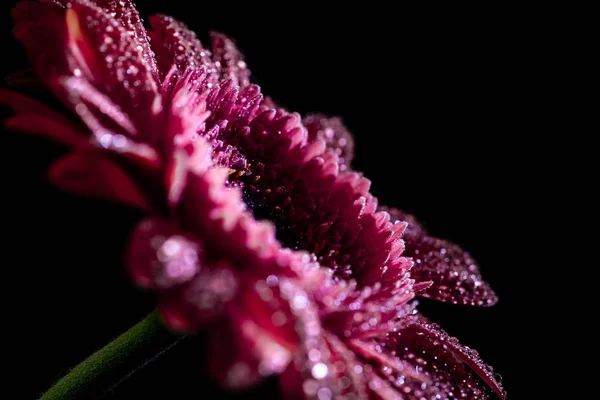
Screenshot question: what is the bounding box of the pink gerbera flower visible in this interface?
[1,1,505,399]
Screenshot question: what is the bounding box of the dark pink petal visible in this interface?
[49,0,158,81]
[163,263,240,329]
[148,14,218,82]
[59,76,137,137]
[12,2,72,77]
[406,235,497,306]
[366,371,404,400]
[209,309,292,389]
[261,96,278,108]
[386,207,498,306]
[303,114,354,171]
[64,2,162,138]
[5,68,42,88]
[207,274,309,389]
[49,76,162,169]
[156,264,239,332]
[279,278,343,400]
[280,332,370,400]
[91,0,159,80]
[358,317,505,400]
[4,114,83,147]
[0,89,85,146]
[409,318,505,399]
[210,32,251,87]
[49,149,153,210]
[13,1,164,146]
[126,218,202,289]
[0,89,71,123]
[321,281,418,340]
[180,162,282,271]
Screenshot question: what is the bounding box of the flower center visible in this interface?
[198,83,402,284]
[207,138,304,250]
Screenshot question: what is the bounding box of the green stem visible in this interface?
[41,310,174,400]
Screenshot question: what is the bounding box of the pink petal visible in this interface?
[126,218,202,289]
[12,2,72,78]
[209,308,292,390]
[157,263,239,332]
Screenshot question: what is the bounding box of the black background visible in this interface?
[1,1,533,398]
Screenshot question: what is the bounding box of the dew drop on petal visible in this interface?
[317,388,332,400]
[312,362,328,379]
[292,291,308,309]
[308,348,321,362]
[266,275,278,286]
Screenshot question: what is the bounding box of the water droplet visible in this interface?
[113,134,126,148]
[266,275,278,286]
[308,349,321,362]
[311,363,328,379]
[317,388,332,400]
[292,291,308,309]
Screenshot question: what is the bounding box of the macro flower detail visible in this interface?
[382,207,498,307]
[303,114,354,172]
[1,1,505,399]
[272,266,505,399]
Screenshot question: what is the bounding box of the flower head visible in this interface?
[1,1,505,398]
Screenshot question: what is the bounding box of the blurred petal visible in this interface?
[49,149,152,210]
[4,113,83,146]
[12,1,71,77]
[209,307,292,390]
[126,218,202,289]
[5,68,42,88]
[0,89,85,145]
